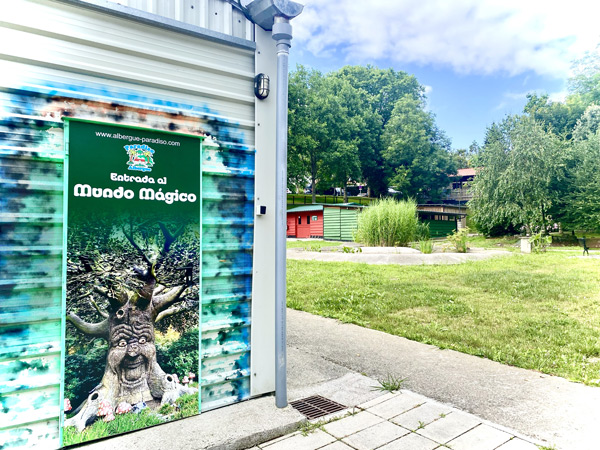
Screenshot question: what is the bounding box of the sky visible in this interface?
[288,0,600,150]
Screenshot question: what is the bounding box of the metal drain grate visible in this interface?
[290,395,346,419]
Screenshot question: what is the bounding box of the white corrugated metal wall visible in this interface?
[111,0,255,39]
[0,0,275,447]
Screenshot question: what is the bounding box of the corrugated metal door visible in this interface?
[423,219,458,238]
[323,207,341,240]
[0,0,256,447]
[340,208,359,241]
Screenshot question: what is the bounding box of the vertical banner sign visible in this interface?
[62,119,202,445]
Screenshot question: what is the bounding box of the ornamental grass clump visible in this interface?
[355,198,418,247]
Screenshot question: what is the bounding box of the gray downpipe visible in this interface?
[272,15,292,409]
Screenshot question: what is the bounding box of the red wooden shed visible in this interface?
[286,205,324,238]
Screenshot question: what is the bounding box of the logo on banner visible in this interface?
[125,144,155,172]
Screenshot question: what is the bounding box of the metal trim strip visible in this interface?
[52,0,257,50]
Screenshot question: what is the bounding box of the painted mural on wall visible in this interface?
[2,85,254,449]
[63,119,202,444]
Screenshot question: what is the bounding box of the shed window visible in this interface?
[298,216,301,225]
[307,215,310,224]
[312,215,318,221]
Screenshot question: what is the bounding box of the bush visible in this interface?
[419,240,433,254]
[416,221,430,241]
[529,232,552,253]
[64,341,108,408]
[156,327,199,377]
[355,198,418,246]
[447,227,470,253]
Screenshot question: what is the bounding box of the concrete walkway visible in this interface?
[287,247,512,265]
[287,309,600,450]
[252,390,540,450]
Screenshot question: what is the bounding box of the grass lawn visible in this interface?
[286,239,344,250]
[287,250,600,385]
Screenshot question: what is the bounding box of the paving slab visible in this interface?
[341,421,409,450]
[390,402,453,430]
[495,438,541,450]
[415,411,481,443]
[323,411,385,438]
[260,429,336,450]
[377,432,439,450]
[77,306,585,450]
[364,391,426,420]
[320,442,355,450]
[446,423,513,450]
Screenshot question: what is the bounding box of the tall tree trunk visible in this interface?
[311,155,317,204]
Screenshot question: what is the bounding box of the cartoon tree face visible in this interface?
[64,216,198,431]
[108,303,156,403]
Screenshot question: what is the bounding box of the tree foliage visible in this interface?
[524,93,584,139]
[471,47,600,235]
[288,66,327,200]
[288,64,455,200]
[469,116,564,235]
[569,44,600,107]
[382,95,456,201]
[562,105,600,230]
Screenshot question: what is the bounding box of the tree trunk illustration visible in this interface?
[65,220,198,431]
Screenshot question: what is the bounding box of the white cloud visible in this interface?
[292,0,600,78]
[493,90,530,111]
[548,90,568,102]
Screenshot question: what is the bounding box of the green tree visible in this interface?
[469,116,565,235]
[524,93,584,140]
[335,65,424,127]
[288,64,454,201]
[452,140,480,169]
[288,66,327,201]
[318,75,382,202]
[568,44,600,106]
[563,105,600,231]
[333,65,424,196]
[382,95,456,202]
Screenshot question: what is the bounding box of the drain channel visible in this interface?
[290,395,346,419]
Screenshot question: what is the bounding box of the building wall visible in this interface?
[0,0,276,447]
[323,207,360,241]
[286,215,297,237]
[105,0,255,40]
[421,219,458,238]
[310,211,324,238]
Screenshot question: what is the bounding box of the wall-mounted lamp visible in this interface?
[254,73,270,99]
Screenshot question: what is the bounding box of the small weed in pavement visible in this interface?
[299,420,325,436]
[298,409,358,436]
[373,374,407,392]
